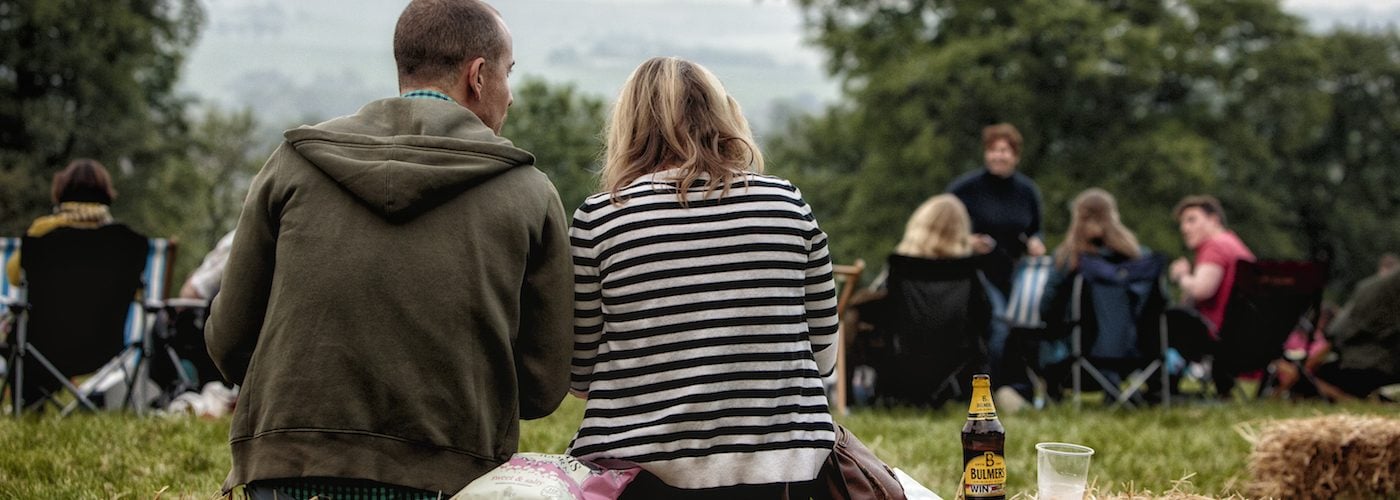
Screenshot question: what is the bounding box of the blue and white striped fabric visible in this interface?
[122,238,173,345]
[1004,255,1054,328]
[0,237,20,307]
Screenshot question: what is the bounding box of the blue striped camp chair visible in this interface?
[69,238,178,414]
[1,237,20,307]
[3,230,177,415]
[1,238,21,384]
[1004,256,1054,328]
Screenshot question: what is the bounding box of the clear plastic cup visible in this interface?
[1036,442,1094,500]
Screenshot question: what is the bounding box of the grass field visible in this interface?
[0,396,1394,498]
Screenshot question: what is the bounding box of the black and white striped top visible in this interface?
[567,169,839,489]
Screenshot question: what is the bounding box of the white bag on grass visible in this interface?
[892,468,943,500]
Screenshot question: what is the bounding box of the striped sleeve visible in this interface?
[797,189,838,377]
[570,204,604,396]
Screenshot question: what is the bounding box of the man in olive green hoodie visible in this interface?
[205,0,573,496]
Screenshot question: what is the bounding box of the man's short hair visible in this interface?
[1173,194,1227,225]
[394,0,506,88]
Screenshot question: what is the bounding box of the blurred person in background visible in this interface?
[947,123,1046,401]
[5,159,148,410]
[1314,269,1400,401]
[1169,194,1255,396]
[1039,188,1150,400]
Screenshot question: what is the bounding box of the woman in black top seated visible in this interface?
[6,159,148,410]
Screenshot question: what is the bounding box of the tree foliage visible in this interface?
[772,0,1400,295]
[0,1,276,286]
[502,78,607,213]
[0,0,204,235]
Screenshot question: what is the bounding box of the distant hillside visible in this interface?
[178,0,839,133]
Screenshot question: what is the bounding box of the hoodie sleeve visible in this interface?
[515,181,574,420]
[205,146,285,386]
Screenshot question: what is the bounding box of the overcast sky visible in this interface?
[179,0,1400,133]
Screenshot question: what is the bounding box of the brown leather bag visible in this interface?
[821,424,908,500]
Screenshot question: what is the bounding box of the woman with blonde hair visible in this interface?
[852,194,992,408]
[894,193,974,259]
[568,57,837,498]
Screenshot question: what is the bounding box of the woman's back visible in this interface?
[569,170,837,490]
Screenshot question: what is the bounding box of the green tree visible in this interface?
[185,108,265,250]
[501,78,607,212]
[774,0,1400,293]
[145,107,268,284]
[1302,30,1400,293]
[0,0,204,236]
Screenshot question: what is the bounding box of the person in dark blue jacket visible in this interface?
[948,123,1045,403]
[947,123,1046,297]
[1040,188,1161,399]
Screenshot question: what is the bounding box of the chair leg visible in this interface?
[59,347,143,415]
[3,338,16,415]
[1114,361,1161,408]
[1071,358,1082,411]
[1160,314,1170,408]
[8,307,27,415]
[1025,365,1047,409]
[1080,362,1128,407]
[25,344,100,412]
[3,351,17,415]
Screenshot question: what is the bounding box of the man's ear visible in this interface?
[461,57,487,101]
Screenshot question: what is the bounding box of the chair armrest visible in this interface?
[162,297,210,309]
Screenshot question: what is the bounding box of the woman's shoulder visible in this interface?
[742,172,799,192]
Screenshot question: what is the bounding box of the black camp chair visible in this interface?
[854,254,992,407]
[4,226,153,414]
[1211,260,1327,398]
[1064,253,1170,408]
[1168,260,1327,399]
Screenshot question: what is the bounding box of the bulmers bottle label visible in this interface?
[962,450,1006,498]
[967,387,998,421]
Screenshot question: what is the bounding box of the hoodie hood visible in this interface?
[284,97,535,220]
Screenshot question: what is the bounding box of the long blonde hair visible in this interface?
[600,56,763,205]
[894,194,973,259]
[1053,188,1141,270]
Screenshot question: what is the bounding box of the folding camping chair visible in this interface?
[855,254,992,408]
[1,238,22,383]
[148,296,217,401]
[3,229,177,415]
[1205,260,1326,399]
[1064,253,1170,409]
[830,259,864,415]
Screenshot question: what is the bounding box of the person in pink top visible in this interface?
[1169,195,1256,337]
[1167,195,1257,398]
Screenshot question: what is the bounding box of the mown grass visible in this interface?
[0,397,1393,498]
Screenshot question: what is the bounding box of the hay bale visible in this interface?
[1243,414,1400,499]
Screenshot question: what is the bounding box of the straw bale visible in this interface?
[1241,414,1400,499]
